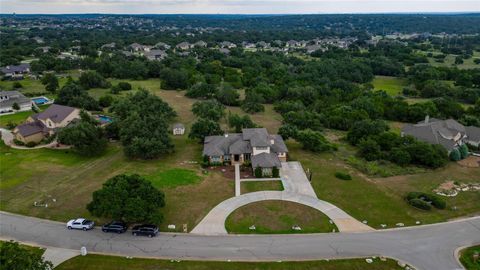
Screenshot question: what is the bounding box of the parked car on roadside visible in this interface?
[66,218,94,231]
[131,224,158,237]
[102,221,127,234]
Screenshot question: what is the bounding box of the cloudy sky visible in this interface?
[1,0,479,14]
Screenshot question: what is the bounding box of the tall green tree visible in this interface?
[0,241,53,270]
[189,118,223,142]
[87,174,165,224]
[41,73,59,93]
[192,100,225,121]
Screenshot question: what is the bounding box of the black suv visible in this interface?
[132,224,159,237]
[102,221,127,233]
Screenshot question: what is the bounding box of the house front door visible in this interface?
[234,154,240,162]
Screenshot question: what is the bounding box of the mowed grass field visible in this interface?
[225,200,337,234]
[241,181,284,194]
[459,245,480,270]
[372,76,408,96]
[57,254,402,270]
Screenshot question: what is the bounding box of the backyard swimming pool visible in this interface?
[97,115,113,124]
[31,97,50,105]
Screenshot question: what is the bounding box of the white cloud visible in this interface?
[1,0,479,14]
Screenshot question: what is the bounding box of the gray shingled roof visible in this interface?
[0,91,31,109]
[466,126,480,142]
[173,123,185,129]
[32,104,76,123]
[252,153,281,168]
[203,128,288,157]
[0,63,30,74]
[15,121,47,137]
[402,118,466,151]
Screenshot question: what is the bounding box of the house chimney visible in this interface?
[425,115,429,124]
[270,139,275,145]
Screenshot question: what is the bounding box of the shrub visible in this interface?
[12,81,22,89]
[117,82,132,91]
[25,141,37,148]
[254,167,262,178]
[272,166,280,178]
[335,172,352,180]
[6,121,16,130]
[409,198,432,210]
[459,144,469,159]
[13,139,25,146]
[449,148,461,161]
[429,195,447,209]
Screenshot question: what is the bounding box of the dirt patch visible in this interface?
[457,156,480,168]
[206,165,254,179]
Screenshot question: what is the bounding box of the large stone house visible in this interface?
[401,116,480,152]
[0,63,30,79]
[0,91,33,113]
[203,128,288,175]
[13,104,81,144]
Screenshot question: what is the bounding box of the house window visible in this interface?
[244,153,251,161]
[224,155,230,161]
[211,156,221,162]
[256,147,268,150]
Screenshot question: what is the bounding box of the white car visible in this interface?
[66,218,95,231]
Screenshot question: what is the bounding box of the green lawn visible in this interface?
[225,200,337,234]
[57,254,402,270]
[0,77,69,95]
[146,168,201,189]
[0,104,50,128]
[241,181,284,194]
[372,76,408,96]
[459,245,480,270]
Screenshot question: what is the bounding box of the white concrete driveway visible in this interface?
[280,161,317,197]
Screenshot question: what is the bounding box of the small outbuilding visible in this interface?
[173,123,185,135]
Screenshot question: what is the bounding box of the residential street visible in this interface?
[1,211,479,270]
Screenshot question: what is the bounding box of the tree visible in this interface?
[216,84,239,106]
[241,90,265,114]
[358,138,382,161]
[186,82,217,99]
[12,102,20,110]
[78,71,110,89]
[192,100,225,121]
[0,240,53,270]
[57,112,107,156]
[254,167,263,178]
[41,73,59,93]
[160,68,189,90]
[228,113,256,133]
[111,89,176,159]
[99,95,114,108]
[12,81,22,89]
[296,129,336,153]
[272,166,280,178]
[87,174,165,224]
[278,124,299,140]
[189,118,223,142]
[347,119,389,145]
[389,147,411,166]
[55,80,100,110]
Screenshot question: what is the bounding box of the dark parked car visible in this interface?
[102,221,127,233]
[132,224,158,237]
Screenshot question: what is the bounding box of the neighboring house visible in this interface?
[0,91,33,113]
[172,123,185,135]
[0,64,31,79]
[144,50,168,61]
[13,104,81,144]
[220,41,237,49]
[194,40,208,48]
[176,42,192,50]
[256,41,270,49]
[286,40,300,48]
[100,42,116,50]
[37,46,51,53]
[203,128,288,176]
[401,116,480,152]
[219,48,230,55]
[128,43,152,52]
[242,41,256,49]
[155,42,171,50]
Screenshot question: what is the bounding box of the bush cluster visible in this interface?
[334,172,352,180]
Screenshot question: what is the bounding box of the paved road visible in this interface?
[2,212,479,270]
[191,191,372,234]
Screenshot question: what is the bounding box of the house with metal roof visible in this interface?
[401,116,480,152]
[203,128,288,176]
